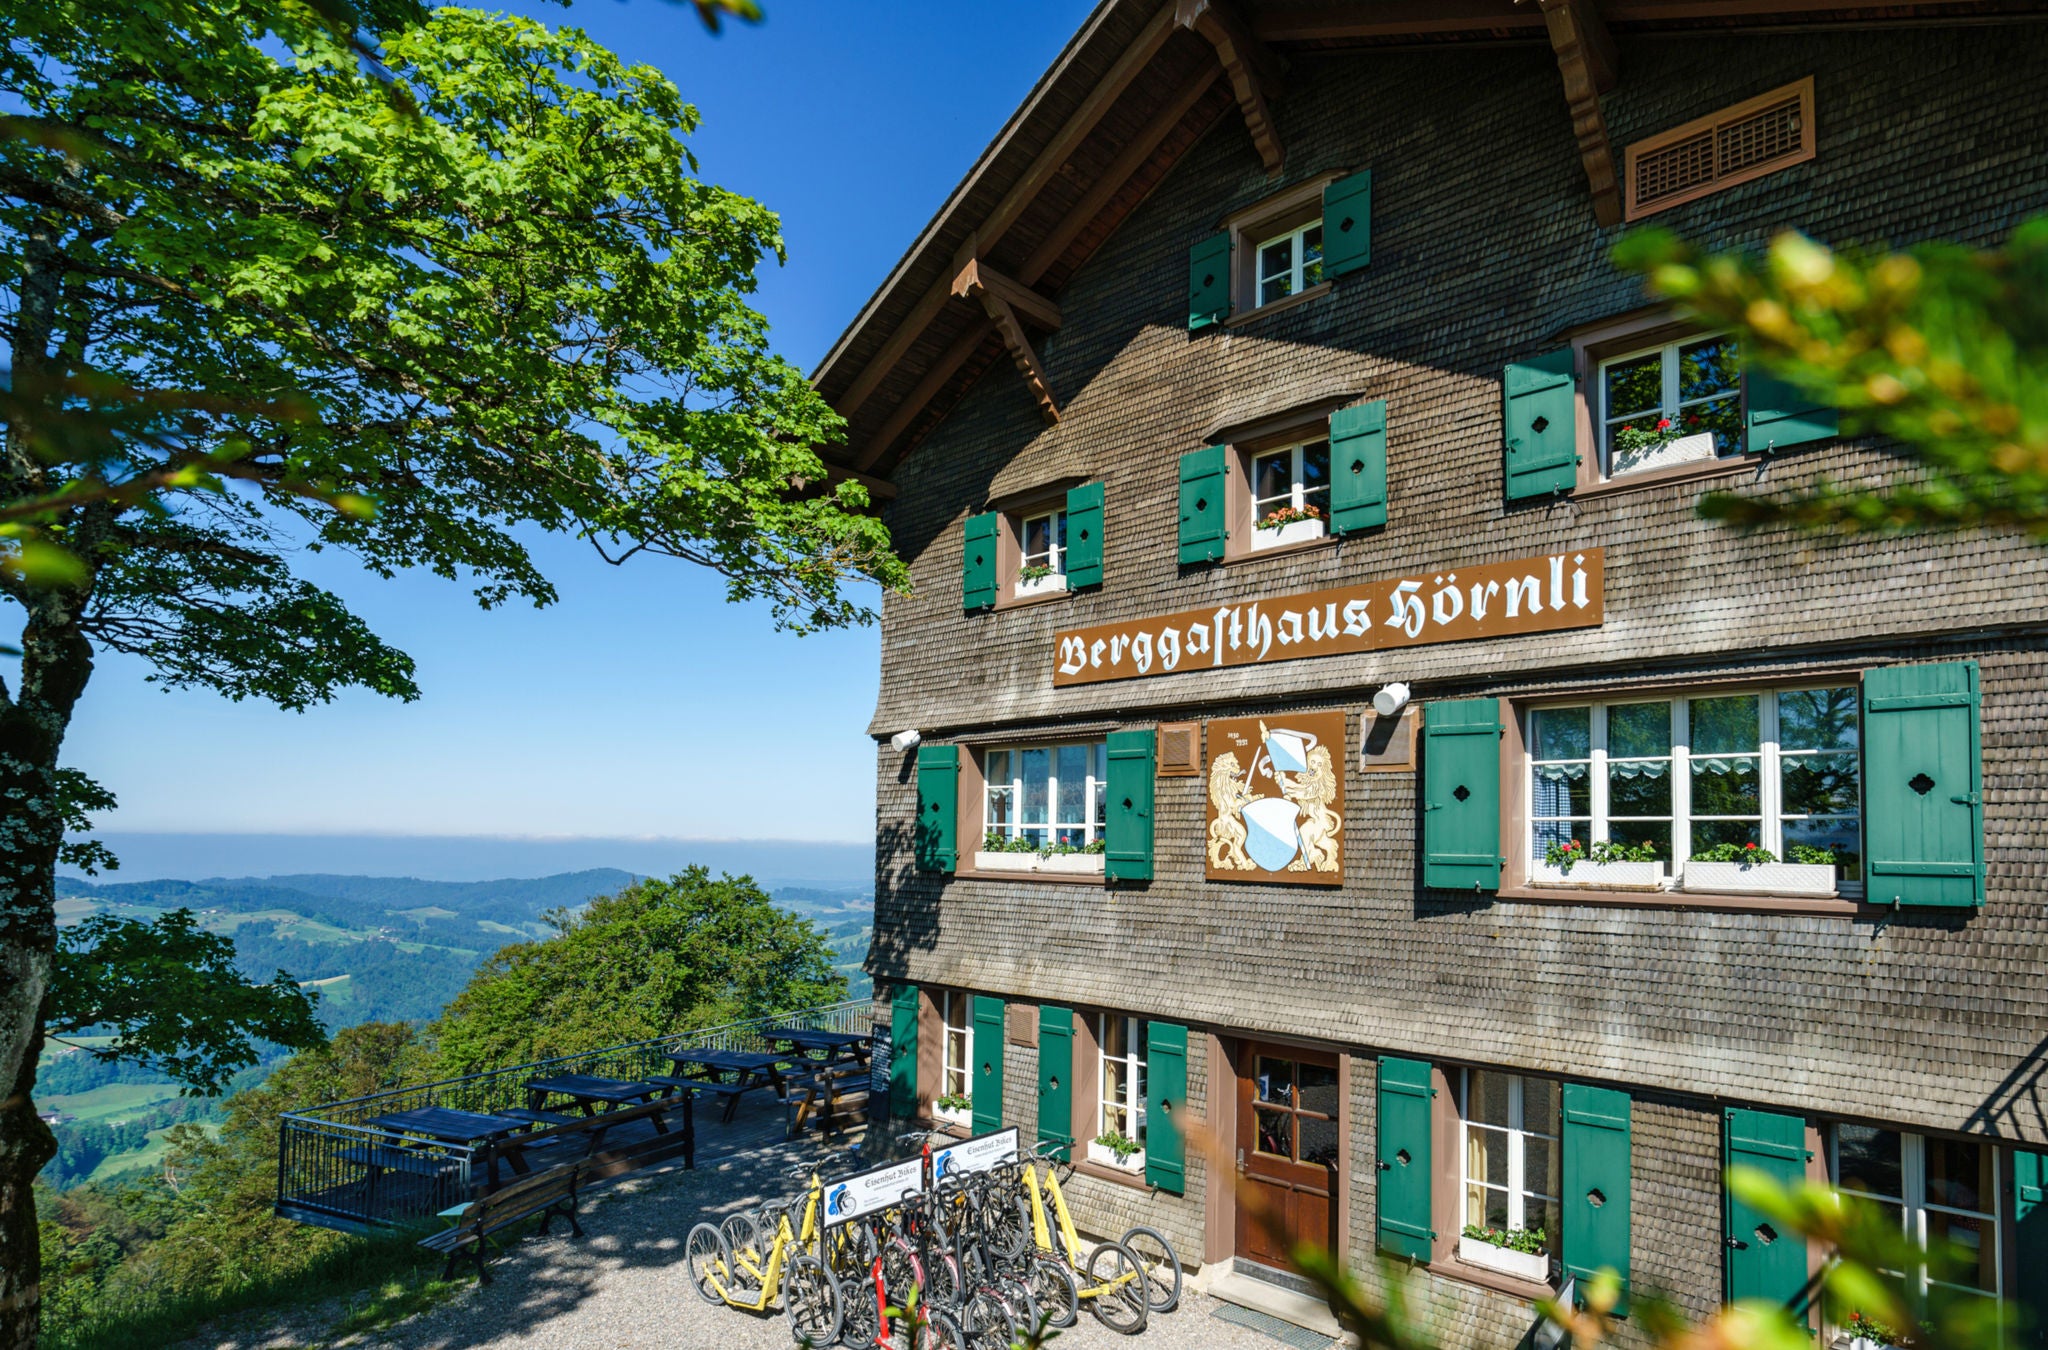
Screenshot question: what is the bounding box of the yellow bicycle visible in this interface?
[1013,1143,1149,1333]
[687,1167,841,1345]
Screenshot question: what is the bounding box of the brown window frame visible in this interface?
[1219,412,1338,564]
[1566,310,1764,499]
[951,740,1110,884]
[988,489,1076,611]
[1623,77,1815,221]
[1217,172,1342,325]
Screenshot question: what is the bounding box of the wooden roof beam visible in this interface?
[1177,0,1286,175]
[1537,0,1623,227]
[953,261,1061,425]
[951,256,1062,331]
[1021,67,1223,286]
[829,3,1177,422]
[1256,1,1545,43]
[853,318,996,472]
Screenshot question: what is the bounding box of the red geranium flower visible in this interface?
[1744,842,1758,850]
[1656,418,1671,431]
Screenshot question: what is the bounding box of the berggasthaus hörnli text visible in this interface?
[1051,550,1604,687]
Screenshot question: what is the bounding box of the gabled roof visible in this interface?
[813,0,2048,487]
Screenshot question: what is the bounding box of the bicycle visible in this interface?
[685,1165,842,1345]
[1015,1140,1148,1333]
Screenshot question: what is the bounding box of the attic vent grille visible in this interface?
[1626,78,1815,220]
[1157,721,1201,777]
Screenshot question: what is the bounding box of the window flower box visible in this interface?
[1253,517,1325,550]
[1531,860,1664,889]
[1683,860,1836,896]
[1611,429,1718,477]
[973,850,1105,876]
[934,1103,972,1129]
[1015,571,1068,599]
[1457,1235,1550,1284]
[1087,1140,1145,1174]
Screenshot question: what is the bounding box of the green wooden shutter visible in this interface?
[1746,367,1837,453]
[1375,1056,1434,1260]
[1177,446,1228,564]
[1188,231,1231,330]
[1329,399,1388,535]
[1421,699,1503,891]
[914,744,959,873]
[1863,661,1984,908]
[971,995,1005,1134]
[1724,1108,1809,1306]
[1322,169,1372,278]
[2016,1150,2048,1349]
[1503,350,1579,499]
[889,984,919,1118]
[1038,1006,1074,1155]
[1562,1083,1632,1314]
[1064,482,1103,590]
[1145,1021,1187,1193]
[962,511,999,612]
[1105,730,1156,882]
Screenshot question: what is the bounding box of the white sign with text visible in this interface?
[932,1127,1020,1183]
[824,1157,925,1226]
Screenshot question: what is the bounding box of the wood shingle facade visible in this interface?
[824,3,2048,1341]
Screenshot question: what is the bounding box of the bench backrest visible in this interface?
[468,1163,577,1227]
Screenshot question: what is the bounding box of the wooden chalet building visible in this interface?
[817,1,2048,1341]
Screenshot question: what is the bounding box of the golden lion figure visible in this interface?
[1207,752,1255,870]
[1284,744,1343,872]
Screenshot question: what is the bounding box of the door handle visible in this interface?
[1235,1148,1245,1175]
[1725,1236,1748,1250]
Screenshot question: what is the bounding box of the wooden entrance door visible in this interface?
[1234,1042,1340,1272]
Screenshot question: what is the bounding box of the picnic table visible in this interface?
[363,1106,535,1186]
[766,1027,874,1068]
[658,1048,790,1123]
[522,1074,672,1152]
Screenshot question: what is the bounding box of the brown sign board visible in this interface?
[1205,711,1346,887]
[1360,705,1420,772]
[1052,550,1604,687]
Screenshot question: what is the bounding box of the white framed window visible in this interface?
[1017,508,1066,595]
[1249,438,1330,548]
[1832,1126,2002,1316]
[1255,219,1324,306]
[1097,1015,1147,1146]
[982,743,1106,849]
[1527,686,1861,885]
[1461,1069,1561,1270]
[940,991,972,1117]
[1598,332,1745,477]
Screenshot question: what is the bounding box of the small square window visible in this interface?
[1256,221,1323,307]
[1014,507,1067,597]
[1598,333,1746,479]
[1249,439,1330,549]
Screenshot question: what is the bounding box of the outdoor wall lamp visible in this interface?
[889,729,922,753]
[1371,683,1411,718]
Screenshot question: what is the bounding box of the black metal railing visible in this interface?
[276,999,872,1233]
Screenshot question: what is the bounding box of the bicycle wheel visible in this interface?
[837,1271,880,1348]
[1026,1256,1078,1329]
[720,1211,762,1263]
[921,1247,963,1310]
[916,1306,969,1350]
[880,1236,924,1308]
[961,1288,1023,1350]
[784,1255,842,1347]
[981,1197,1031,1261]
[1120,1224,1183,1313]
[685,1223,731,1305]
[1082,1241,1148,1335]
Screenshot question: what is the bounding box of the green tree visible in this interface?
[429,869,846,1075]
[1613,219,2048,536]
[0,3,902,1342]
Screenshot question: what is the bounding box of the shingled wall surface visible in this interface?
[863,19,2048,1328]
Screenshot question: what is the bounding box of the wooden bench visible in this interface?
[784,1063,871,1140]
[419,1162,583,1283]
[645,1074,772,1125]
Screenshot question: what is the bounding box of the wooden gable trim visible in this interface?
[825,2,1178,423]
[853,318,997,472]
[1538,0,1622,228]
[1176,0,1287,174]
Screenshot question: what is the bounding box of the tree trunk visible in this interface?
[0,216,94,1350]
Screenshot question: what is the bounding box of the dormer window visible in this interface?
[1249,438,1330,549]
[1018,507,1068,597]
[1256,220,1324,306]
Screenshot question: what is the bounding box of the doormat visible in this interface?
[1211,1302,1337,1350]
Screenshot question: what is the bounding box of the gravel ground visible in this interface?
[187,1136,1293,1350]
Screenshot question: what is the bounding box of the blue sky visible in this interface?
[57,0,1097,852]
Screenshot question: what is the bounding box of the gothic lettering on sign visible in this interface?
[1051,550,1604,687]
